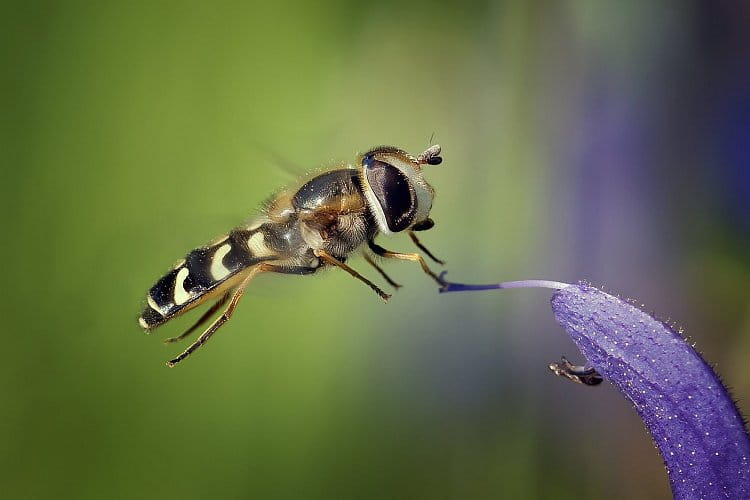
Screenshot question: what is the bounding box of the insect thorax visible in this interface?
[264,168,375,261]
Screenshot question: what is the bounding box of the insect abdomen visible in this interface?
[139,227,277,330]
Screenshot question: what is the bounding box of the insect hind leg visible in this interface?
[166,266,265,367]
[164,263,319,367]
[164,291,231,344]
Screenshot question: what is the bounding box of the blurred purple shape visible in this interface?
[552,285,750,499]
[716,75,750,233]
[441,277,750,498]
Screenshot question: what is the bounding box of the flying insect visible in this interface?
[138,145,446,367]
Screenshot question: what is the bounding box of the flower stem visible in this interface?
[439,272,570,293]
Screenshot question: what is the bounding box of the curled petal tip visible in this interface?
[551,284,750,499]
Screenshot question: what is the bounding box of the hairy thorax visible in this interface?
[261,168,375,262]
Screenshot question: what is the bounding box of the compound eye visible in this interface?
[364,159,417,232]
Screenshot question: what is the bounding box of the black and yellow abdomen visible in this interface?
[139,226,277,330]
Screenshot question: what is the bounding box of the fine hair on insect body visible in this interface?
[138,145,446,366]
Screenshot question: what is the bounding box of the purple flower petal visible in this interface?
[440,275,750,498]
[551,284,750,499]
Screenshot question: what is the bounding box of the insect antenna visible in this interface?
[417,144,442,166]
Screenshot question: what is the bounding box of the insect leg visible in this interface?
[548,356,603,386]
[408,230,444,265]
[363,252,402,289]
[165,267,264,367]
[257,263,318,275]
[315,249,391,302]
[367,240,447,289]
[163,291,231,344]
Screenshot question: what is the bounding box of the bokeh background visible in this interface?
[3,1,749,498]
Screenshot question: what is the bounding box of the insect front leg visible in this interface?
[407,229,444,265]
[367,240,447,289]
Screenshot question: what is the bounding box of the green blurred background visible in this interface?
[3,1,749,498]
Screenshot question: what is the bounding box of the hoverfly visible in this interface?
[139,145,446,366]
